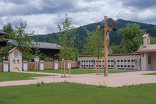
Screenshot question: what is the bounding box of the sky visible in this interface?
[0,0,156,35]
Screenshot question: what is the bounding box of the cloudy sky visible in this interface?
[0,0,156,34]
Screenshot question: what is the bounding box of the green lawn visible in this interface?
[0,72,52,82]
[144,73,156,75]
[31,69,134,74]
[0,82,156,104]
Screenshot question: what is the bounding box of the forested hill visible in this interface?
[33,19,156,53]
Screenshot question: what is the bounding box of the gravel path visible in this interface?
[0,71,156,87]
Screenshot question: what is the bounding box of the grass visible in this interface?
[0,82,156,104]
[0,72,52,82]
[31,69,134,74]
[144,73,156,75]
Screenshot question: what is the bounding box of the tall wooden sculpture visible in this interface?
[97,16,116,76]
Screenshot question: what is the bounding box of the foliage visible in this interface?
[109,45,122,54]
[57,14,78,61]
[118,23,145,53]
[151,37,156,44]
[2,23,14,38]
[83,28,103,58]
[45,36,51,43]
[1,23,37,61]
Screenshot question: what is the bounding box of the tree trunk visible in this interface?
[95,60,97,74]
[64,60,66,77]
[98,57,100,74]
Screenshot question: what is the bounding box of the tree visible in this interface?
[57,14,78,77]
[45,36,51,43]
[118,23,145,53]
[2,23,14,38]
[83,28,103,74]
[1,23,35,61]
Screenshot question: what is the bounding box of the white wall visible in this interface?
[78,54,141,70]
[8,50,22,72]
[151,53,156,70]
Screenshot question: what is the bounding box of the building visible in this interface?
[137,34,156,71]
[32,42,60,60]
[7,40,60,60]
[78,53,140,70]
[7,47,23,72]
[78,34,156,71]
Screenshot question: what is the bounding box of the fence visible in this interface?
[28,62,39,70]
[28,61,79,70]
[0,61,79,71]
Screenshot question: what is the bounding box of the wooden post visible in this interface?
[95,59,97,74]
[104,16,108,77]
[64,60,65,77]
[98,57,100,74]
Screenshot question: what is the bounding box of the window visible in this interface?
[148,56,151,64]
[124,60,127,62]
[117,60,120,62]
[131,65,134,67]
[17,60,20,64]
[131,60,134,62]
[111,60,113,62]
[13,59,15,64]
[117,65,120,67]
[128,60,130,62]
[14,51,18,58]
[108,60,110,62]
[121,60,123,62]
[111,65,113,67]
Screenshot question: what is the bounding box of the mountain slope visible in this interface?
[33,19,156,54]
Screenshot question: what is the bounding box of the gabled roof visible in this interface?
[137,44,156,53]
[32,42,60,50]
[7,47,22,54]
[7,40,60,50]
[142,34,151,38]
[79,53,140,57]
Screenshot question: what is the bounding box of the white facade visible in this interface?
[140,53,156,71]
[8,47,22,72]
[137,34,156,71]
[78,54,141,70]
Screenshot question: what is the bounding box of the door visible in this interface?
[54,62,58,70]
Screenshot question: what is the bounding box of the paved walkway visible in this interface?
[0,71,156,87]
